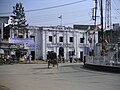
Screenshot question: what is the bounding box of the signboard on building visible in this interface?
[9,38,35,50]
[9,38,34,44]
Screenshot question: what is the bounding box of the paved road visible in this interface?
[0,63,120,90]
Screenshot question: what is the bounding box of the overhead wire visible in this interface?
[0,0,94,26]
[0,0,88,15]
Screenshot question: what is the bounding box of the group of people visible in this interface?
[0,53,33,64]
[0,54,13,64]
[69,55,77,63]
[58,55,77,63]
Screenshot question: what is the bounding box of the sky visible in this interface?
[0,0,120,27]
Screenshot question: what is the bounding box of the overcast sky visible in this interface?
[0,0,120,27]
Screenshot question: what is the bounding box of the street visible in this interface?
[0,63,120,90]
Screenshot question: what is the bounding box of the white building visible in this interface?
[28,25,98,61]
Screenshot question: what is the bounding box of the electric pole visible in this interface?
[94,0,97,55]
[92,0,97,56]
[100,0,104,50]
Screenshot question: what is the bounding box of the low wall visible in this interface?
[84,63,120,73]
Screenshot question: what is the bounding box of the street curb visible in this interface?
[84,63,120,73]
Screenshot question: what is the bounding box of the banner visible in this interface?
[9,38,34,44]
[9,38,35,50]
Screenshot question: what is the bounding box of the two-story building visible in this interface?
[28,25,98,61]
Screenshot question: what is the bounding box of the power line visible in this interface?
[0,0,87,15]
[26,0,87,12]
[28,8,90,18]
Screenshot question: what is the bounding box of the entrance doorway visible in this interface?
[80,51,83,62]
[31,51,35,60]
[59,47,64,57]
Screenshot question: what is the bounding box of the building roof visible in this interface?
[73,25,96,30]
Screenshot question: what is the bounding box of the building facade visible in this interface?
[28,25,98,61]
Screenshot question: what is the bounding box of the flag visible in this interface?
[93,24,102,34]
[58,15,62,19]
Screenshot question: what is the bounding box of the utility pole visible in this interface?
[92,0,98,25]
[94,0,97,56]
[94,0,97,26]
[100,0,104,50]
[92,0,98,57]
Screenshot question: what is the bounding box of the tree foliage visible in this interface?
[11,2,28,38]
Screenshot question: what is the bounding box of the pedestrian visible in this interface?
[72,55,76,63]
[26,55,30,63]
[62,57,65,63]
[24,54,27,63]
[29,54,32,63]
[6,55,10,64]
[70,56,72,63]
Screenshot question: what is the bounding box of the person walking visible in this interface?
[6,55,10,64]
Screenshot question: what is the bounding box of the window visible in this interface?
[80,38,84,43]
[70,37,73,42]
[49,36,52,42]
[59,36,63,42]
[30,36,35,41]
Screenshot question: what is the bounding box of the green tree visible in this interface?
[11,2,28,38]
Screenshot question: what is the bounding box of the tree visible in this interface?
[11,2,28,38]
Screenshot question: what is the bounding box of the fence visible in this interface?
[85,43,120,66]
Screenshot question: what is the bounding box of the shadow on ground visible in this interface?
[61,64,114,75]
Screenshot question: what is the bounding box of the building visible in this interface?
[0,16,9,39]
[1,23,98,61]
[28,25,98,61]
